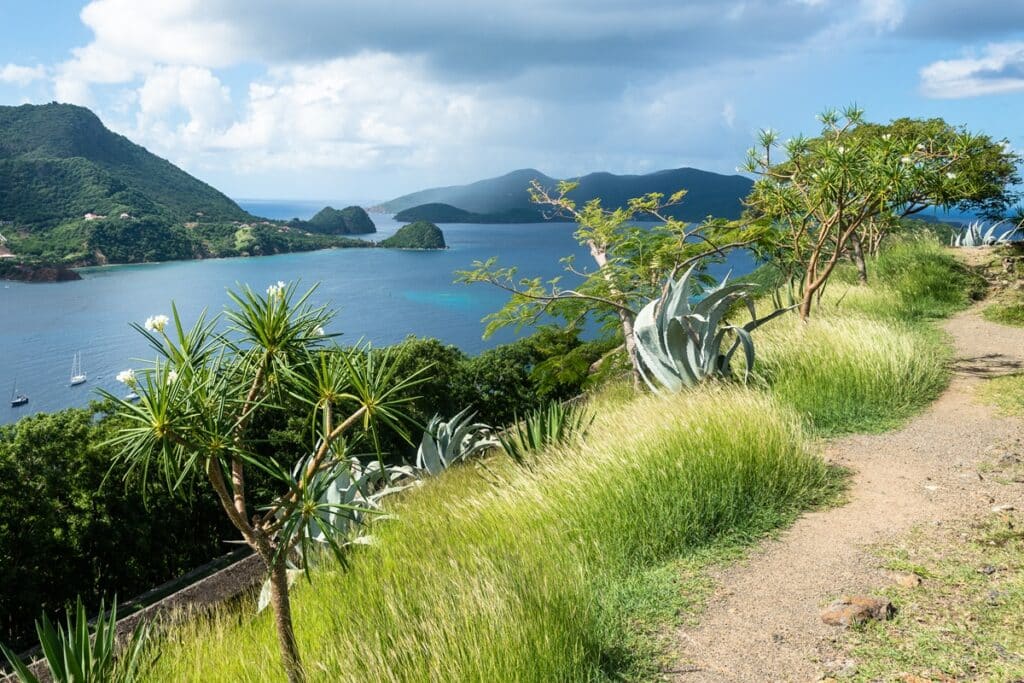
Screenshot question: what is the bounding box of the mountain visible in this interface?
[0,103,249,228]
[376,167,754,222]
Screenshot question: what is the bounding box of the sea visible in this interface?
[0,199,755,424]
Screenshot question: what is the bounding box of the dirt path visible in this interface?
[668,307,1024,682]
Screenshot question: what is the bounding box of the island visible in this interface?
[393,202,546,224]
[379,221,447,249]
[290,206,376,235]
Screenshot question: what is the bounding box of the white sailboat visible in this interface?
[10,380,28,407]
[69,351,87,386]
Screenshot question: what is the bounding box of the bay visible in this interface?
[0,207,752,424]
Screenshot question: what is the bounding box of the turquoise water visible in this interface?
[0,206,752,423]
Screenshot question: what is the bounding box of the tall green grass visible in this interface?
[144,389,831,682]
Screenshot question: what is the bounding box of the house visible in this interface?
[119,212,132,220]
[83,212,106,221]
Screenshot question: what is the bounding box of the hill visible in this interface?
[379,221,446,249]
[0,103,374,271]
[0,103,249,227]
[393,202,544,224]
[376,167,754,222]
[292,206,376,235]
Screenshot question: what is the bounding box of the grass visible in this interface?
[141,237,975,681]
[983,299,1024,327]
[842,513,1024,682]
[977,373,1024,417]
[749,238,969,436]
[144,389,834,682]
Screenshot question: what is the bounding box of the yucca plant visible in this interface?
[634,265,789,393]
[0,597,150,683]
[498,400,594,465]
[416,407,497,476]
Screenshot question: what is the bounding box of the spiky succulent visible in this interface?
[951,220,1021,247]
[498,400,594,465]
[416,407,497,476]
[634,265,787,393]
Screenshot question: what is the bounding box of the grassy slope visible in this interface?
[143,238,976,682]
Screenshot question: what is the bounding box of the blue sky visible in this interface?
[1,1,1022,201]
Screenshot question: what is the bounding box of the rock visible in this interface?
[891,572,923,588]
[821,595,895,627]
[991,504,1016,513]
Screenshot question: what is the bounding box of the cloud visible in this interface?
[920,41,1024,98]
[900,0,1024,40]
[0,64,47,86]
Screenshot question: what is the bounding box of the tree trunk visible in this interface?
[850,233,868,284]
[267,555,304,683]
[588,240,642,387]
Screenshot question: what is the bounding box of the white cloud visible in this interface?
[722,102,737,128]
[920,41,1024,98]
[0,63,47,86]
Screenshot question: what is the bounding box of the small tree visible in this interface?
[103,282,421,682]
[457,181,763,385]
[743,106,1019,317]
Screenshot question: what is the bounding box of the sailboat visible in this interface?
[69,351,87,386]
[10,381,28,407]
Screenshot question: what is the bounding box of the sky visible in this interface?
[0,0,1022,201]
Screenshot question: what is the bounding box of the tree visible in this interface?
[743,106,1018,318]
[103,283,422,682]
[457,181,763,385]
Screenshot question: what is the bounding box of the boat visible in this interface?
[10,381,28,407]
[69,351,87,386]
[125,391,140,402]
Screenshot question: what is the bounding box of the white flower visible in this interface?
[900,156,912,164]
[837,145,846,154]
[266,280,287,298]
[116,369,136,386]
[946,172,957,179]
[881,134,891,141]
[167,370,179,383]
[314,326,326,337]
[144,314,170,332]
[916,143,926,150]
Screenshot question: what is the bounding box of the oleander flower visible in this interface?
[116,369,136,385]
[167,369,179,383]
[145,314,169,332]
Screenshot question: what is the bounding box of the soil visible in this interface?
[668,306,1024,682]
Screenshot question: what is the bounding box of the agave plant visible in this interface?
[0,597,151,683]
[951,220,1022,247]
[634,265,789,393]
[416,407,497,476]
[498,400,594,465]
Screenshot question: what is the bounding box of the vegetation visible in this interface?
[841,514,1024,681]
[977,373,1024,416]
[291,206,376,235]
[139,387,833,682]
[458,181,764,385]
[743,107,1017,318]
[378,221,446,249]
[0,406,232,653]
[496,399,594,465]
[984,301,1024,327]
[415,408,496,476]
[377,167,753,221]
[1,597,151,683]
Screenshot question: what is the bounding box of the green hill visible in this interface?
[0,103,249,227]
[0,103,375,270]
[393,202,543,224]
[376,167,754,222]
[293,205,376,235]
[379,221,446,249]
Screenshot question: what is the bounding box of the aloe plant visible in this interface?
[498,400,594,465]
[0,597,151,683]
[634,266,788,393]
[416,407,497,476]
